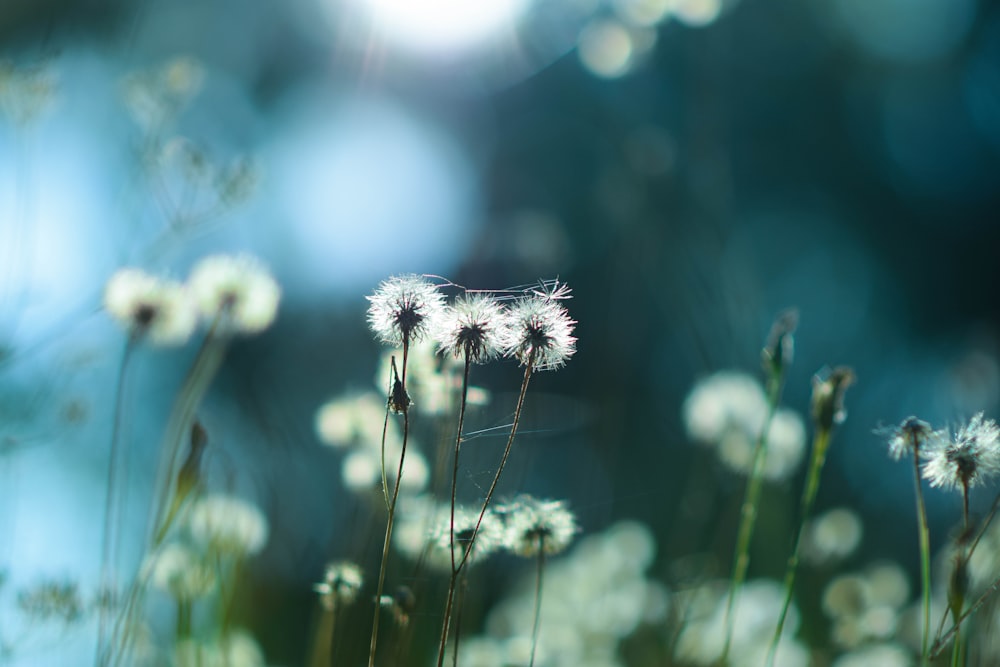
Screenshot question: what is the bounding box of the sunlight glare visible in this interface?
[360,0,530,54]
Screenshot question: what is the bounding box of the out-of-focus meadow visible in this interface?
[2,0,1000,664]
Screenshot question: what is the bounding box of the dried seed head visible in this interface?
[503,294,577,371]
[500,495,579,557]
[314,561,363,609]
[811,366,855,432]
[367,274,445,347]
[922,413,1000,491]
[104,268,197,345]
[188,254,281,335]
[435,294,508,364]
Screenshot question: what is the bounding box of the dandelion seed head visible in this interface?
[823,574,871,619]
[188,254,281,335]
[435,294,508,363]
[885,416,941,460]
[314,561,363,609]
[367,274,445,347]
[426,506,504,569]
[682,372,769,444]
[145,543,215,600]
[174,630,265,667]
[503,295,577,371]
[922,412,1000,490]
[104,268,197,345]
[188,494,269,557]
[713,407,806,481]
[501,496,578,557]
[803,507,863,564]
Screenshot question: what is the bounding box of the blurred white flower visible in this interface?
[188,254,281,335]
[104,268,197,345]
[188,494,269,557]
[501,496,579,557]
[314,561,363,609]
[146,542,215,600]
[174,629,265,667]
[803,507,863,564]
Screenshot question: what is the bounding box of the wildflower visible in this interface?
[803,508,863,564]
[366,274,445,347]
[187,254,281,335]
[884,416,941,461]
[314,561,363,610]
[502,295,577,370]
[103,268,197,345]
[188,494,270,557]
[145,542,215,600]
[683,371,769,444]
[922,413,1000,490]
[501,496,578,557]
[427,505,504,568]
[435,294,508,363]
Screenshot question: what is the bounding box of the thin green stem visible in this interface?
[456,355,535,574]
[308,603,337,667]
[911,450,932,666]
[720,374,784,663]
[529,539,546,667]
[96,340,134,666]
[368,338,410,667]
[765,428,832,667]
[436,353,472,667]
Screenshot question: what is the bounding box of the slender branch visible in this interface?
[529,538,546,667]
[911,449,932,666]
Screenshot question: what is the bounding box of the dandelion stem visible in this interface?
[932,563,1000,658]
[368,337,411,667]
[96,339,134,666]
[720,371,785,663]
[435,353,472,667]
[765,428,832,667]
[911,448,932,666]
[529,537,546,667]
[309,602,337,667]
[457,352,535,574]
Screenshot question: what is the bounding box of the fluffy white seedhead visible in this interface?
[435,294,509,364]
[922,413,1000,490]
[500,496,578,557]
[174,629,266,667]
[366,274,445,347]
[188,494,270,557]
[503,295,577,371]
[104,268,197,345]
[314,561,363,609]
[885,416,943,461]
[803,507,863,564]
[427,505,504,569]
[146,542,215,600]
[188,254,281,335]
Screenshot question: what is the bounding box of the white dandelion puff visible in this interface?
[503,295,577,371]
[501,496,579,557]
[314,561,363,609]
[366,274,446,347]
[922,413,1000,490]
[145,542,215,600]
[103,268,197,345]
[427,506,505,568]
[884,416,943,461]
[188,494,270,557]
[435,294,509,364]
[188,254,281,335]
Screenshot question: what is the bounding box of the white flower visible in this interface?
[682,372,769,444]
[314,561,363,609]
[174,629,265,667]
[103,268,197,345]
[803,508,863,564]
[922,412,1000,490]
[188,494,269,557]
[188,254,281,335]
[435,294,509,364]
[366,274,445,347]
[884,416,943,461]
[146,542,215,600]
[503,295,577,371]
[500,496,578,557]
[426,505,505,569]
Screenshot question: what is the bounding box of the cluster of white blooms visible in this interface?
[103,254,281,345]
[821,561,911,650]
[391,495,579,570]
[188,493,270,558]
[366,275,577,372]
[802,507,864,565]
[674,579,806,667]
[682,371,807,481]
[451,521,667,667]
